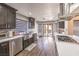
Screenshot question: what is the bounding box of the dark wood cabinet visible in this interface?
[29,37,34,44]
[33,33,37,41]
[0,3,17,29]
[0,5,7,29]
[7,8,16,29]
[23,35,35,50]
[29,38,32,45]
[28,17,35,29]
[0,41,9,56]
[23,38,29,50]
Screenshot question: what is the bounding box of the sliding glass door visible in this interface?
[38,23,53,37]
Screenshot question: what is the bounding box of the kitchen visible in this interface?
[0,3,36,56]
[1,3,79,56]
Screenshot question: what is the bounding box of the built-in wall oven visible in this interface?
[0,41,9,56]
[0,30,14,56]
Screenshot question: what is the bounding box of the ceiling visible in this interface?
[71,6,79,14]
[6,3,59,21]
[70,4,79,14]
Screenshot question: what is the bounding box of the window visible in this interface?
[59,21,65,28]
[16,18,27,33]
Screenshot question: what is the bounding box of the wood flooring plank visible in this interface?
[17,37,58,56]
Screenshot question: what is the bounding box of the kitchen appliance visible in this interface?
[9,37,23,56]
[0,41,9,56]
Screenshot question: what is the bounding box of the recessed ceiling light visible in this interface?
[28,12,32,16]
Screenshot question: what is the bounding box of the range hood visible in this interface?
[59,13,79,20]
[58,3,71,20]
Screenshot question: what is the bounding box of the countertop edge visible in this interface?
[0,35,24,43]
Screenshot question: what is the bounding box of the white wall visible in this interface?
[16,13,28,21]
[65,20,68,34]
[34,21,38,33]
[70,4,79,14]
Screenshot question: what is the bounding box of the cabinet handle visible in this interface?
[6,24,7,28]
[12,41,15,46]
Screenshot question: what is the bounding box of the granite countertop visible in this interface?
[57,35,77,44]
[0,34,24,43]
[0,32,35,43]
[0,32,34,43]
[55,33,79,44]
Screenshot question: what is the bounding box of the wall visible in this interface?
[68,16,79,35]
[68,19,74,35]
[35,21,38,33]
[16,13,38,34]
[16,13,28,21]
[70,4,79,13]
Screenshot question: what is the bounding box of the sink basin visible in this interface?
[57,35,77,43]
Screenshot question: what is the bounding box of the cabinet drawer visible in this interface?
[23,39,29,49]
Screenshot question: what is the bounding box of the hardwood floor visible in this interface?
[17,36,58,56]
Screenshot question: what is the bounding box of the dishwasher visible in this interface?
[9,37,23,56]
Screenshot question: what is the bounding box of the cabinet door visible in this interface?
[23,39,29,49]
[29,37,34,45]
[31,18,35,28]
[28,17,35,29]
[0,5,7,29]
[0,4,16,29]
[10,9,16,29]
[7,8,16,29]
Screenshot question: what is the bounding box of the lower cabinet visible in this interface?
[0,37,23,56]
[23,39,29,50]
[23,36,35,50]
[0,41,9,56]
[29,37,34,45]
[0,35,35,56]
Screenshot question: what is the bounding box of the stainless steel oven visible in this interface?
[0,41,9,56]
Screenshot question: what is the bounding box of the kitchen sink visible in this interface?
[57,35,77,43]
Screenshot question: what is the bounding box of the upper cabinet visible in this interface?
[0,3,17,29]
[28,17,35,29]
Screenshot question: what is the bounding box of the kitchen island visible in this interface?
[54,33,79,56]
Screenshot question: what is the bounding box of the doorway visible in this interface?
[38,23,53,37]
[43,24,53,37]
